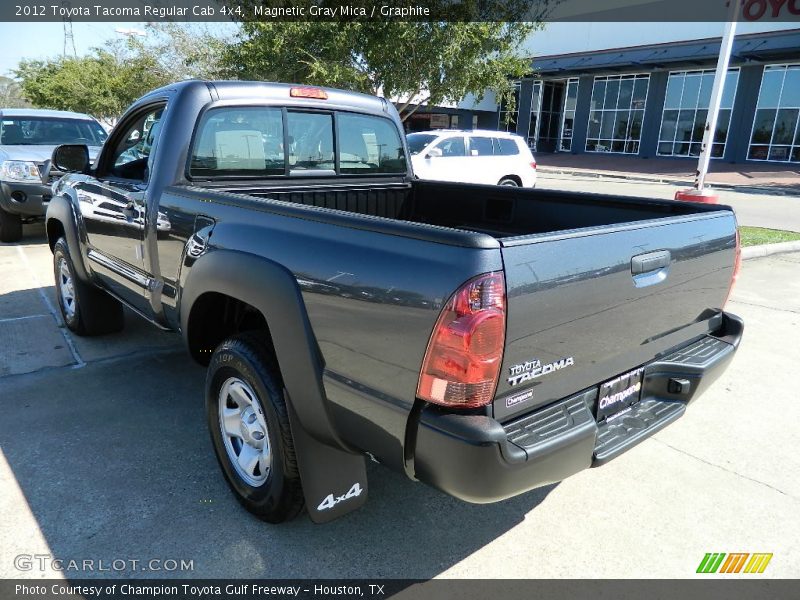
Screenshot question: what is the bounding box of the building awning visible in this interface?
[532,29,800,76]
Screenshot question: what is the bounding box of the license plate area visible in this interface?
[597,367,644,422]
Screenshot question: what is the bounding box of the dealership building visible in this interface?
[408,22,800,165]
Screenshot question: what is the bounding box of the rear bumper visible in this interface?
[412,311,743,503]
[0,181,52,217]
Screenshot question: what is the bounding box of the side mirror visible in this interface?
[425,147,443,159]
[52,144,90,174]
[39,159,52,185]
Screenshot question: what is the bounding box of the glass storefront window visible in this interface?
[657,69,739,159]
[559,78,580,151]
[585,74,649,154]
[527,81,543,151]
[748,64,800,162]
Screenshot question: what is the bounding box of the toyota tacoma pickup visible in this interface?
[44,81,743,523]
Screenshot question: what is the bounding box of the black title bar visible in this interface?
[2,0,800,22]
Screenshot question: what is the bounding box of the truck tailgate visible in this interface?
[494,211,737,421]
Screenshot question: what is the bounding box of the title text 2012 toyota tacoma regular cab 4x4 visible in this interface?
[44,81,743,523]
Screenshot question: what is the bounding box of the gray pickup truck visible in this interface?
[45,81,743,523]
[0,109,105,242]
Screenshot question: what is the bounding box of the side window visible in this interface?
[435,136,466,157]
[337,113,406,174]
[287,111,334,173]
[470,136,494,156]
[108,107,165,180]
[190,107,284,177]
[496,138,520,156]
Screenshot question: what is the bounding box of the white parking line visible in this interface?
[0,314,51,323]
[14,245,85,368]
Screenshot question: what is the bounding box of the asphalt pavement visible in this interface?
[1,222,798,579]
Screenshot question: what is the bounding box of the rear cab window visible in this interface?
[287,111,334,174]
[338,113,406,174]
[189,107,407,179]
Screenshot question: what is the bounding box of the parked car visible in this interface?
[45,81,741,524]
[407,129,537,187]
[0,109,106,242]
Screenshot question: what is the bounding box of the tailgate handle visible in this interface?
[631,250,671,275]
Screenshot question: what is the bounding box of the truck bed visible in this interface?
[200,178,716,241]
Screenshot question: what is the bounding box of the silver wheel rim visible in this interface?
[501,180,518,186]
[57,257,76,320]
[218,377,272,487]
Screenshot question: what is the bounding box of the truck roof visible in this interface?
[137,80,394,119]
[0,108,96,120]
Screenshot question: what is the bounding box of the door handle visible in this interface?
[631,250,671,275]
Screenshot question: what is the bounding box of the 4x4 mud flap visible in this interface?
[287,402,368,523]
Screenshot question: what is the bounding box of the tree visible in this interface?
[0,76,29,108]
[15,50,163,125]
[225,2,551,120]
[120,23,234,83]
[14,23,231,123]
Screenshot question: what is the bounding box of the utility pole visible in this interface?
[676,0,740,203]
[61,1,77,57]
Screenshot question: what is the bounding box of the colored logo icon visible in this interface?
[697,553,773,574]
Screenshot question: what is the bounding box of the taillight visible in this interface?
[417,272,506,408]
[531,160,537,170]
[723,228,742,307]
[290,87,328,100]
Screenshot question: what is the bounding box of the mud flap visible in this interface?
[287,403,368,523]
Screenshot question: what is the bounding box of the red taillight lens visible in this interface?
[290,87,328,100]
[724,228,742,307]
[417,272,506,408]
[531,160,537,170]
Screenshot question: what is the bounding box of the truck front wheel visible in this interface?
[53,237,124,335]
[206,332,305,523]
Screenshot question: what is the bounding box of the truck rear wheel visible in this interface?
[0,208,22,243]
[206,332,305,523]
[53,237,124,335]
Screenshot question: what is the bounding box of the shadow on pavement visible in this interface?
[0,349,555,579]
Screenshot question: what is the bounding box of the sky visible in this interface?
[0,21,237,77]
[0,22,143,76]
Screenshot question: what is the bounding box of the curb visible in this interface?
[537,167,800,196]
[741,240,800,260]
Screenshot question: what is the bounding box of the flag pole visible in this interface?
[676,0,740,202]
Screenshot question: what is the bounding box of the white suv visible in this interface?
[407,129,537,188]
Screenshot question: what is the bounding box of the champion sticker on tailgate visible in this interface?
[506,389,534,409]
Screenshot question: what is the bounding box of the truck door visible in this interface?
[74,103,165,308]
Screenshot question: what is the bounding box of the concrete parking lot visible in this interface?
[1,217,799,579]
[537,172,800,233]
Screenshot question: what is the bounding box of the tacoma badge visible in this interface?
[508,357,575,386]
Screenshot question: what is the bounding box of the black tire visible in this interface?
[498,177,520,187]
[53,237,124,336]
[206,331,305,523]
[0,207,22,243]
